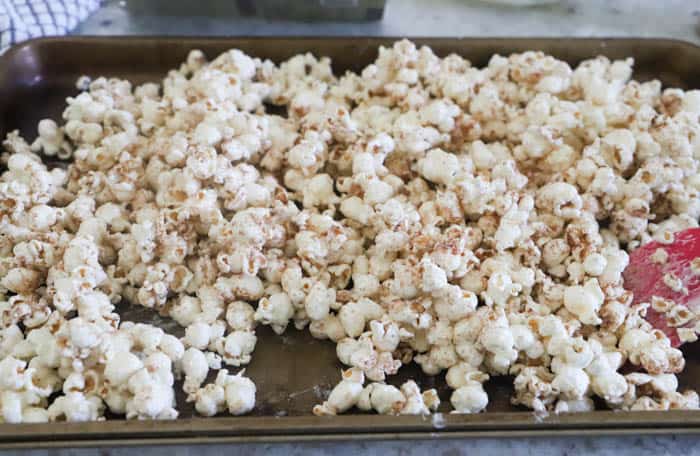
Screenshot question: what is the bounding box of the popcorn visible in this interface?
[563,279,605,325]
[221,370,256,415]
[552,366,590,400]
[537,183,582,219]
[363,383,406,415]
[417,149,461,186]
[555,398,594,414]
[192,383,226,417]
[449,366,489,414]
[225,301,256,332]
[338,298,384,338]
[304,282,336,321]
[619,328,684,375]
[125,370,177,420]
[400,380,440,415]
[582,253,607,276]
[183,322,215,350]
[1,39,698,422]
[180,347,210,394]
[215,330,257,366]
[601,129,636,172]
[48,392,105,422]
[313,367,365,416]
[254,293,294,334]
[662,272,685,293]
[511,367,556,412]
[104,351,143,387]
[31,119,71,159]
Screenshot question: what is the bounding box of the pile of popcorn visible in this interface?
[1,40,700,423]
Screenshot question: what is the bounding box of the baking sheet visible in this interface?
[1,36,700,447]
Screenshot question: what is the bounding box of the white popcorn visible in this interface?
[483,272,521,308]
[678,328,698,344]
[48,392,105,422]
[582,253,607,276]
[181,347,210,394]
[446,363,488,390]
[188,368,256,417]
[304,282,335,321]
[510,324,544,359]
[417,149,460,186]
[309,315,346,342]
[313,368,365,416]
[399,380,440,415]
[563,279,605,325]
[104,351,143,387]
[338,299,384,338]
[192,383,225,417]
[591,371,628,404]
[650,248,669,265]
[215,330,257,366]
[169,296,203,328]
[352,273,381,298]
[552,366,590,400]
[662,272,685,293]
[183,322,214,350]
[22,407,51,423]
[1,268,41,294]
[255,293,294,334]
[125,371,177,420]
[555,398,594,414]
[225,301,256,332]
[2,40,699,422]
[420,257,448,294]
[302,174,338,208]
[451,380,489,414]
[537,182,582,219]
[431,288,474,325]
[222,370,256,415]
[340,196,374,224]
[619,328,684,375]
[602,129,636,172]
[32,119,70,158]
[366,383,406,415]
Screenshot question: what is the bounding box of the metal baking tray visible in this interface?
[1,36,700,448]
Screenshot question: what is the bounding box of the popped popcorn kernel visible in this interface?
[650,248,669,265]
[1,39,699,423]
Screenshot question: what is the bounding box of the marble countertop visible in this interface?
[11,435,700,455]
[75,0,700,46]
[16,1,700,455]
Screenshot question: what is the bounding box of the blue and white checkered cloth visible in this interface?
[0,0,100,54]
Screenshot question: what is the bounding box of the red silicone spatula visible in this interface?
[623,228,700,347]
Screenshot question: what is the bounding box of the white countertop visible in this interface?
[15,1,700,455]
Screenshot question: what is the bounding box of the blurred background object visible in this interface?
[75,0,700,46]
[236,0,386,21]
[2,1,699,49]
[477,0,561,5]
[123,0,386,22]
[0,0,100,53]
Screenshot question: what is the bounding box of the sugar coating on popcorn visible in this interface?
[1,40,700,422]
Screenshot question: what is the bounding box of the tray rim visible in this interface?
[2,35,700,65]
[2,35,700,446]
[1,410,700,448]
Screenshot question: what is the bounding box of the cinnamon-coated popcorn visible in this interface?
[313,367,365,416]
[2,40,699,423]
